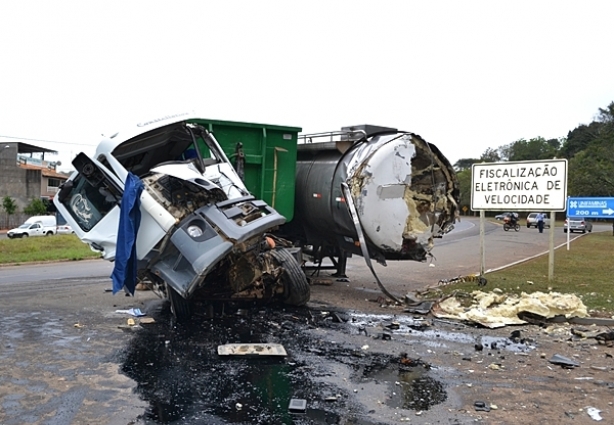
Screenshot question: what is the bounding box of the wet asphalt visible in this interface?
[1,218,612,424]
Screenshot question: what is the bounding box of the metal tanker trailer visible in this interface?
[281,125,459,281]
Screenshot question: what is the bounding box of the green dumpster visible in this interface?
[189,119,301,221]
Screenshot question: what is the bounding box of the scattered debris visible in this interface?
[586,406,603,421]
[474,400,491,412]
[595,330,614,346]
[288,398,307,414]
[386,321,400,330]
[548,354,580,368]
[115,308,145,317]
[310,277,334,286]
[217,343,287,357]
[432,291,589,328]
[404,301,434,315]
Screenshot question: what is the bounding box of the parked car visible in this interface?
[7,222,55,238]
[495,212,515,220]
[56,224,74,234]
[526,212,551,228]
[564,217,593,233]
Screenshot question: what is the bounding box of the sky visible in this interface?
[1,1,613,173]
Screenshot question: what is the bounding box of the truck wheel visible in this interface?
[45,232,53,236]
[271,247,310,306]
[22,234,28,238]
[166,284,192,322]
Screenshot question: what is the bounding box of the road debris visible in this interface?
[217,343,287,357]
[474,400,491,412]
[115,308,145,317]
[586,406,603,421]
[288,398,307,414]
[432,290,589,328]
[548,354,580,368]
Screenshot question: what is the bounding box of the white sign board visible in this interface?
[471,159,567,211]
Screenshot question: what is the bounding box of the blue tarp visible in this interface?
[111,173,144,295]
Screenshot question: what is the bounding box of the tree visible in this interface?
[456,168,472,213]
[568,146,614,196]
[567,102,614,197]
[453,158,479,171]
[479,148,500,163]
[559,122,602,159]
[24,198,48,215]
[2,196,18,229]
[499,137,559,162]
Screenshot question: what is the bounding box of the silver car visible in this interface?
[526,212,551,228]
[564,217,593,233]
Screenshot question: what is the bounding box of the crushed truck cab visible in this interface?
[54,114,309,320]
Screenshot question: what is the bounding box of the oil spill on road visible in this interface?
[119,305,448,424]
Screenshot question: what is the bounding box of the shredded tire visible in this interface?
[271,247,310,306]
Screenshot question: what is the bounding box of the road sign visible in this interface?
[566,197,614,218]
[471,159,568,211]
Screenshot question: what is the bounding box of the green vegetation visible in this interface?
[0,234,101,264]
[2,196,18,228]
[23,198,48,215]
[438,232,614,314]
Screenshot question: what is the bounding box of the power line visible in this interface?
[0,134,89,146]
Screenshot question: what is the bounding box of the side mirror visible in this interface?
[57,180,74,203]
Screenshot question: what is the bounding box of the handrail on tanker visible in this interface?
[298,129,367,144]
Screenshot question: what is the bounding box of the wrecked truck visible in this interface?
[208,123,459,303]
[54,114,310,320]
[54,115,459,319]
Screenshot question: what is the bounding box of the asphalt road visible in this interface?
[1,218,612,425]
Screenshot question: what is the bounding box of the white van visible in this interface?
[25,215,57,228]
[7,215,57,238]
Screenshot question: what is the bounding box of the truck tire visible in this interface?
[21,234,28,238]
[45,231,53,236]
[271,247,310,306]
[166,284,192,322]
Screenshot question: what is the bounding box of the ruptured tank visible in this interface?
[282,125,459,275]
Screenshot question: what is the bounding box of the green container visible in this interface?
[190,119,301,221]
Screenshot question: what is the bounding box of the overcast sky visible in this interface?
[1,1,613,172]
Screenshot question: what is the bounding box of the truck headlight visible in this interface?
[187,224,203,238]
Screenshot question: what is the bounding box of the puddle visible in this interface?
[119,305,448,424]
[363,365,446,410]
[346,313,535,352]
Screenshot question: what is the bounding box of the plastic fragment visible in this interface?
[586,406,602,421]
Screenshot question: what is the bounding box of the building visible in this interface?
[0,142,70,226]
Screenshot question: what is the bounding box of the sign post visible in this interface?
[471,159,568,280]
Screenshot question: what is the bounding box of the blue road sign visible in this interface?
[567,197,614,218]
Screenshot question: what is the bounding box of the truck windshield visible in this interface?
[60,174,116,231]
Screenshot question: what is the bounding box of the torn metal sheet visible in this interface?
[217,343,287,357]
[432,291,589,328]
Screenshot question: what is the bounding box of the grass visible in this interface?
[0,234,101,264]
[437,232,614,315]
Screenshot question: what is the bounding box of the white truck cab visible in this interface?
[54,113,309,320]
